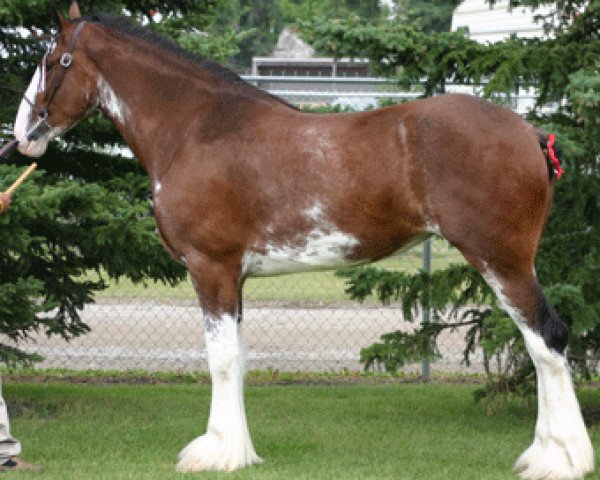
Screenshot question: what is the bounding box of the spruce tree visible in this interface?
[302,0,600,385]
[0,1,237,365]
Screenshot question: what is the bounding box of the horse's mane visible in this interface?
[77,13,298,110]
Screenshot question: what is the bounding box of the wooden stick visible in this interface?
[6,163,37,195]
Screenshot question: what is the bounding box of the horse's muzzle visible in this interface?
[17,139,48,158]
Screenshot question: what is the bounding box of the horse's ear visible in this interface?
[50,3,70,32]
[69,1,81,20]
[50,3,62,31]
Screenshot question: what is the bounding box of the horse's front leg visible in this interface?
[176,256,262,472]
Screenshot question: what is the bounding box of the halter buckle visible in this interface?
[60,52,73,68]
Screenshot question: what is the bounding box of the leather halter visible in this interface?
[25,20,86,141]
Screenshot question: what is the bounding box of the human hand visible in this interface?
[0,192,12,214]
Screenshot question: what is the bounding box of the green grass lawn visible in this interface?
[4,382,600,479]
[92,240,465,303]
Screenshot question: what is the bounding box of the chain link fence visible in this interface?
[14,81,524,375]
[15,239,490,374]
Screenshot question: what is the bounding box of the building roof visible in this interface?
[271,27,315,58]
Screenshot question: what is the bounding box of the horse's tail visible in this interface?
[537,129,565,180]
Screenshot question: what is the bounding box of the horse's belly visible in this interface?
[242,229,364,277]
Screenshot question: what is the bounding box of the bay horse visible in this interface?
[12,3,594,478]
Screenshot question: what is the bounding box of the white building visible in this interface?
[449,0,558,114]
[451,0,553,43]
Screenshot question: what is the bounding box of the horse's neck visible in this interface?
[91,38,230,181]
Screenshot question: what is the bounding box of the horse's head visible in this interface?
[14,2,99,157]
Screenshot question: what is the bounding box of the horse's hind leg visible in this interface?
[425,130,594,477]
[476,264,594,479]
[176,254,261,472]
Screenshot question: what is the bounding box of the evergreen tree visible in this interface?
[302,0,600,387]
[234,0,284,66]
[277,0,386,25]
[0,1,239,365]
[394,0,461,33]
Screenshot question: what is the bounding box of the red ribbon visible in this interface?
[547,133,564,180]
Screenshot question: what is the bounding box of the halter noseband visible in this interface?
[24,20,86,141]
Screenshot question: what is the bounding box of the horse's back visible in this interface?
[237,94,553,270]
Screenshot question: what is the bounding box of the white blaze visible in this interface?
[14,67,41,142]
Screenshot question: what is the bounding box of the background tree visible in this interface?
[0,0,402,367]
[156,0,389,70]
[234,0,284,67]
[301,0,600,389]
[0,1,244,365]
[277,0,386,25]
[393,0,461,33]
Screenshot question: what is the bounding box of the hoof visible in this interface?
[176,432,263,472]
[515,435,594,479]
